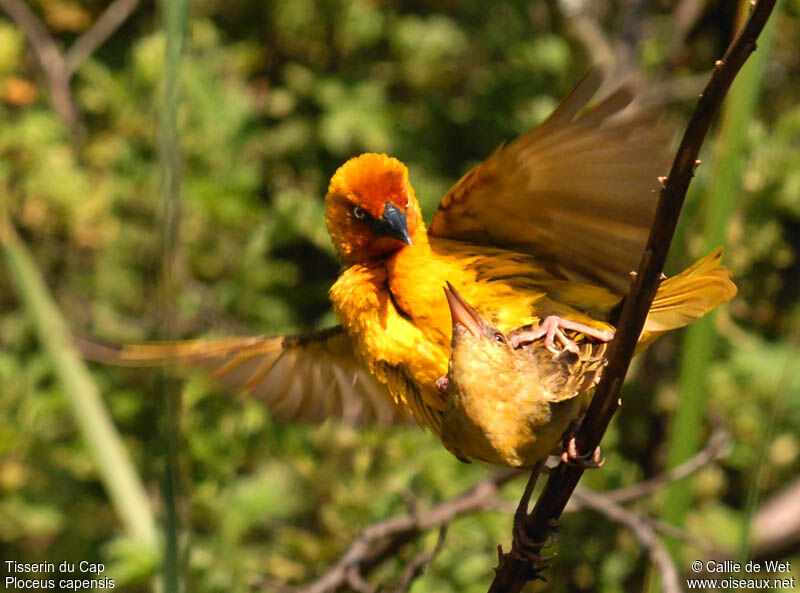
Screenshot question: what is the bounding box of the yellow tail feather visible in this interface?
[640,248,737,346]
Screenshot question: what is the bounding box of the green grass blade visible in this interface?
[1,226,158,548]
[158,0,189,592]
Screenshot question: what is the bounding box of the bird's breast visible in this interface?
[329,263,450,430]
[441,339,586,468]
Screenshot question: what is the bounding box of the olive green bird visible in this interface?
[438,277,647,468]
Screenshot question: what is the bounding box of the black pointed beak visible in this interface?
[375,202,413,246]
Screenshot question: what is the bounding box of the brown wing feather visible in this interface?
[429,68,672,294]
[507,330,609,404]
[80,327,407,426]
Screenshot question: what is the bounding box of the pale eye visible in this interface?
[493,332,506,344]
[352,205,367,220]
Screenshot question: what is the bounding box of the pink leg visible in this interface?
[435,375,449,395]
[560,434,605,469]
[510,316,614,354]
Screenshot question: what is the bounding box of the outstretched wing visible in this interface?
[429,69,671,294]
[82,327,407,426]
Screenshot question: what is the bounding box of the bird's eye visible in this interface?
[493,332,506,344]
[353,205,367,220]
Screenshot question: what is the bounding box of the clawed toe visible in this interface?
[509,513,559,572]
[546,326,579,354]
[435,375,449,394]
[561,436,605,469]
[510,316,614,353]
[511,522,549,563]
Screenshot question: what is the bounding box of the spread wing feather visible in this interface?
[640,248,737,342]
[81,327,407,426]
[429,69,672,294]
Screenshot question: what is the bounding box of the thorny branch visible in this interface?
[291,470,518,593]
[0,0,140,145]
[489,1,779,592]
[286,0,773,584]
[282,434,727,593]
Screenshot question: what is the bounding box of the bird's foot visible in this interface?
[435,375,449,395]
[507,461,553,566]
[560,434,605,469]
[510,316,614,354]
[511,518,552,564]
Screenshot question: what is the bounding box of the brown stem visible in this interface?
[65,0,140,75]
[572,487,683,593]
[0,0,140,146]
[287,428,729,592]
[488,2,778,591]
[293,470,518,593]
[0,0,80,139]
[603,430,730,504]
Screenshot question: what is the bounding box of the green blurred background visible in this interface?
[1,0,799,591]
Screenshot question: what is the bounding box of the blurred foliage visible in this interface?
[1,0,799,592]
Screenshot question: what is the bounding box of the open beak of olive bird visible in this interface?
[444,282,483,339]
[85,68,737,452]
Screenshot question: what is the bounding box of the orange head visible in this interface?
[326,153,424,263]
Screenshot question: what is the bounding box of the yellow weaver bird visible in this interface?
[105,70,737,462]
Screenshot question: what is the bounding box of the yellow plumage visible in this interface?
[328,203,734,435]
[97,70,737,465]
